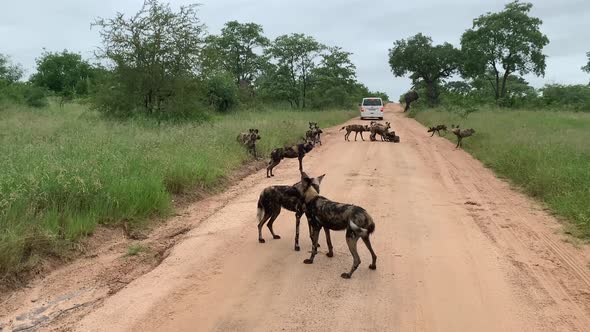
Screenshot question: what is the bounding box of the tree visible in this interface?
[583,51,590,74]
[388,33,461,106]
[0,54,23,84]
[266,33,324,108]
[309,47,357,107]
[205,72,238,112]
[461,1,549,103]
[204,21,269,86]
[30,50,94,101]
[92,0,205,116]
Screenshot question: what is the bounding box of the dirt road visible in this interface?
[65,104,590,331]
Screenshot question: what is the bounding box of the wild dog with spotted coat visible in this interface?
[427,124,447,137]
[305,122,323,146]
[257,174,332,253]
[340,124,371,141]
[297,172,377,279]
[370,122,391,141]
[451,125,475,149]
[237,128,261,158]
[266,141,314,177]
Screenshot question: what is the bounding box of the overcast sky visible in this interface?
[1,0,589,98]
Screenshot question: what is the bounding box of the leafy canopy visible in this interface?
[0,54,23,84]
[204,21,269,85]
[30,50,94,98]
[388,33,461,105]
[461,1,549,100]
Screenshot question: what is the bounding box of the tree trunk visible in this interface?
[302,61,307,109]
[425,80,438,106]
[500,70,510,100]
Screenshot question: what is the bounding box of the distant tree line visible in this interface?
[0,0,387,118]
[389,1,590,111]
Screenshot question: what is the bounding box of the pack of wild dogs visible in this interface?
[340,121,400,143]
[427,124,476,148]
[236,118,474,280]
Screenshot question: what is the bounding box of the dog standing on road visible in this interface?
[297,172,377,279]
[340,124,371,141]
[370,122,391,141]
[266,141,315,177]
[256,174,332,252]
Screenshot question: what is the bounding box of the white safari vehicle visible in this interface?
[360,97,384,120]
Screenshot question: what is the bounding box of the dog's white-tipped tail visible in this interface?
[257,206,265,223]
[349,220,368,237]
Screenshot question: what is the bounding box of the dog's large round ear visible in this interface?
[317,174,326,184]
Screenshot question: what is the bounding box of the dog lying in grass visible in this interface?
[340,124,371,141]
[237,128,261,158]
[256,173,331,252]
[451,125,475,149]
[266,141,315,177]
[297,171,377,279]
[427,124,447,137]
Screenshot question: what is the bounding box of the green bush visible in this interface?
[541,84,590,111]
[205,73,239,112]
[0,82,48,108]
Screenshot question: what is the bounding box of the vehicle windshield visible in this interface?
[362,99,382,106]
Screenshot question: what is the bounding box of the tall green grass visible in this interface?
[0,103,356,278]
[413,107,590,238]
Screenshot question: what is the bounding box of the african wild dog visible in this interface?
[451,125,475,149]
[427,124,447,137]
[369,122,391,141]
[297,172,377,279]
[266,141,315,177]
[237,128,261,158]
[382,130,400,143]
[305,122,323,146]
[340,124,371,141]
[257,174,332,253]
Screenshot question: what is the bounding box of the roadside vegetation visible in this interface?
[390,1,590,237]
[414,108,590,238]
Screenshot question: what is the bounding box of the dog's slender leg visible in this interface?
[437,130,442,137]
[324,227,334,257]
[360,132,365,141]
[362,236,377,270]
[267,159,279,177]
[267,210,281,239]
[431,131,435,137]
[354,131,359,141]
[257,211,271,243]
[294,211,302,251]
[303,226,320,264]
[341,229,361,279]
[298,156,303,171]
